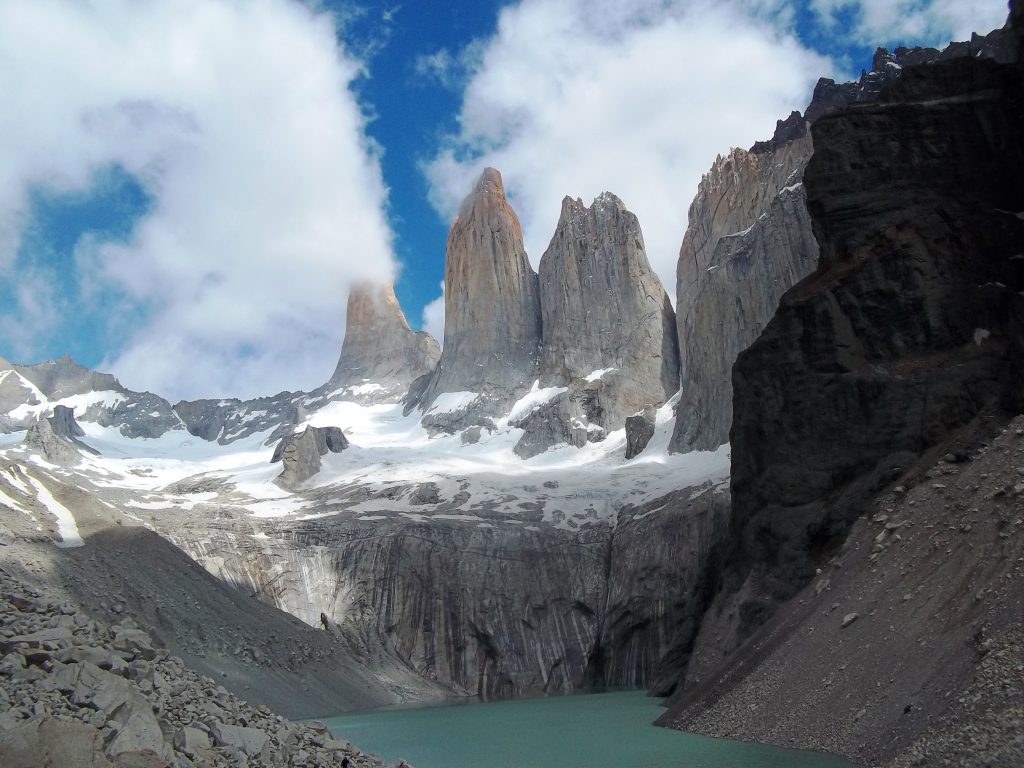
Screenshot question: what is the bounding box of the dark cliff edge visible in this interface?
[659,6,1024,766]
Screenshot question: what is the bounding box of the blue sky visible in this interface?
[0,0,1009,400]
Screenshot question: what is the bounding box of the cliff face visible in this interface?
[328,282,440,400]
[536,193,679,432]
[671,135,818,451]
[669,24,1018,454]
[420,168,542,430]
[174,485,728,700]
[663,10,1024,742]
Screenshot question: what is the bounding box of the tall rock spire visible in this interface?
[420,168,542,429]
[537,192,679,429]
[328,282,439,399]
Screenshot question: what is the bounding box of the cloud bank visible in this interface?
[423,0,1008,303]
[0,0,395,400]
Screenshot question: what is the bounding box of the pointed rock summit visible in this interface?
[328,282,440,399]
[537,192,679,428]
[421,168,542,429]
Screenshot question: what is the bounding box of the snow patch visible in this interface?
[426,391,480,415]
[507,381,567,422]
[26,476,84,548]
[584,367,617,383]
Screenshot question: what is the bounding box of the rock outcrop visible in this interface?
[327,282,440,402]
[670,9,1024,707]
[536,193,679,430]
[624,407,657,460]
[419,169,542,431]
[669,20,1020,453]
[24,406,100,466]
[272,425,349,488]
[0,357,177,439]
[508,193,678,457]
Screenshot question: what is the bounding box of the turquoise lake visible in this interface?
[322,690,859,768]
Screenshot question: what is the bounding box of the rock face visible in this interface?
[327,282,440,401]
[272,425,349,488]
[536,193,679,431]
[24,406,100,466]
[675,17,1024,700]
[669,22,1019,453]
[670,135,818,451]
[420,169,542,430]
[0,357,177,439]
[172,485,729,700]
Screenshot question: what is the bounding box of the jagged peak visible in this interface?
[473,167,505,197]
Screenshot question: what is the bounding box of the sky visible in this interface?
[0,0,1010,401]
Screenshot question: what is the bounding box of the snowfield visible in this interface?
[0,390,729,541]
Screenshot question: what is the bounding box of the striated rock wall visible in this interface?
[421,169,541,429]
[537,193,679,432]
[173,486,729,700]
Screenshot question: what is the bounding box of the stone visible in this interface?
[841,613,859,628]
[0,715,113,768]
[420,168,542,428]
[272,426,349,488]
[624,407,657,460]
[327,282,441,401]
[173,726,211,758]
[537,193,679,431]
[208,721,270,760]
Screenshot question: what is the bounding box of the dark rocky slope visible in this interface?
[660,7,1024,765]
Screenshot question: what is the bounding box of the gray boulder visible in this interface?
[271,425,348,488]
[624,407,657,460]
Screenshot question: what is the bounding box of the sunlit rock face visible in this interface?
[420,168,542,432]
[532,193,679,442]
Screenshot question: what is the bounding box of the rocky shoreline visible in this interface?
[0,549,410,768]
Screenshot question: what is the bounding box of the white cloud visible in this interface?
[421,282,446,348]
[811,0,1008,45]
[423,0,834,296]
[0,0,396,400]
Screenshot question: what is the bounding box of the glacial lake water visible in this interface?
[322,690,859,768]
